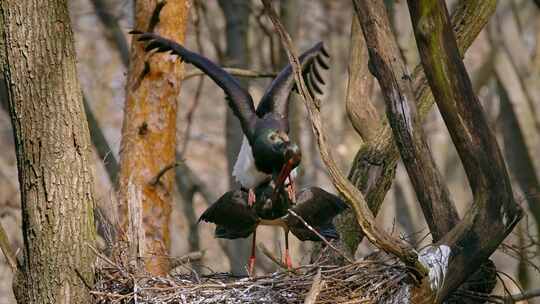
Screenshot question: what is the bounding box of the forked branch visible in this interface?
[352,0,459,242]
[407,0,523,300]
[344,0,499,251]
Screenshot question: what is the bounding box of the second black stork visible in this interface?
[133,31,329,203]
[198,183,348,274]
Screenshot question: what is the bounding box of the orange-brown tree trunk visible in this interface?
[118,0,190,275]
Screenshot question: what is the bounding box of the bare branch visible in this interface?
[83,95,119,187]
[90,0,129,67]
[169,251,205,270]
[353,0,459,242]
[0,219,17,271]
[345,15,379,143]
[287,210,352,263]
[183,68,276,80]
[344,0,499,252]
[407,0,523,300]
[503,287,540,302]
[151,162,182,186]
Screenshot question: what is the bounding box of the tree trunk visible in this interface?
[218,0,252,276]
[0,1,96,302]
[341,0,497,254]
[118,0,190,275]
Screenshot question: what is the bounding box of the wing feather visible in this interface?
[133,31,257,139]
[256,42,330,124]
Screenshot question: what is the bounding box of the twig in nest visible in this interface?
[260,0,426,278]
[258,243,300,274]
[169,251,205,270]
[151,161,184,186]
[304,268,323,304]
[287,209,353,264]
[0,219,17,272]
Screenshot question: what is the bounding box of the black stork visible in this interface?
[198,183,347,274]
[132,31,329,204]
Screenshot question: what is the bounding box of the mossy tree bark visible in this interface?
[339,0,498,253]
[0,1,97,302]
[407,0,523,300]
[353,0,459,243]
[118,0,190,275]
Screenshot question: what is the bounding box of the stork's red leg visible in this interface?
[248,188,256,207]
[248,229,257,275]
[283,230,292,269]
[286,174,296,204]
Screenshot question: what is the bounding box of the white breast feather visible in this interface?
[233,137,269,189]
[233,136,299,189]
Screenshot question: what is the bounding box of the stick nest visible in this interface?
[92,253,416,304]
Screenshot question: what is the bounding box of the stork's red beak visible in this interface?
[273,149,301,200]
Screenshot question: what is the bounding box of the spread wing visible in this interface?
[132,31,258,139]
[256,42,329,125]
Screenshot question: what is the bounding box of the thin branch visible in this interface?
[407,0,523,300]
[83,95,119,187]
[89,0,129,67]
[183,68,276,81]
[180,5,205,156]
[258,243,299,274]
[0,219,17,271]
[151,162,183,186]
[503,288,540,302]
[261,0,427,278]
[169,251,205,270]
[287,210,352,263]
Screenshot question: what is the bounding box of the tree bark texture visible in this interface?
[345,15,379,144]
[407,0,523,300]
[353,0,459,242]
[118,0,190,275]
[341,0,497,253]
[0,1,97,302]
[218,0,252,276]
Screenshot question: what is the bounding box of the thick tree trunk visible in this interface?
[0,1,96,302]
[118,0,190,275]
[407,0,523,300]
[218,0,252,276]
